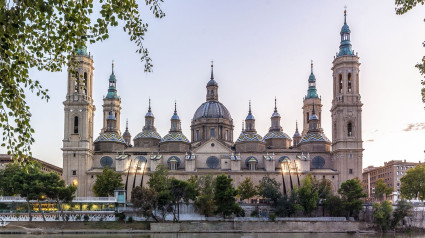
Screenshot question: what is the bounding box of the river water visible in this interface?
[0,234,423,238]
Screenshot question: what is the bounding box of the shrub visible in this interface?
[269,213,276,222]
[127,216,134,223]
[251,209,259,217]
[373,201,393,232]
[83,214,89,222]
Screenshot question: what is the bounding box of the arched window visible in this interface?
[196,130,199,141]
[73,116,79,134]
[347,73,352,93]
[245,157,258,171]
[347,122,353,136]
[84,72,88,94]
[74,72,79,93]
[210,128,215,138]
[167,156,181,170]
[306,112,309,123]
[339,74,343,93]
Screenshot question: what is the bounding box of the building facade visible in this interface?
[62,11,363,199]
[362,160,421,202]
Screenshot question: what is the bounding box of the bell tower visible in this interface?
[331,10,363,185]
[62,47,95,197]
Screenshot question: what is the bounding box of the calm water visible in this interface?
[0,234,424,238]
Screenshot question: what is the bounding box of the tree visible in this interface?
[297,174,319,216]
[316,179,333,216]
[275,190,300,217]
[391,199,413,229]
[326,195,345,217]
[257,176,282,205]
[374,178,393,202]
[373,201,393,232]
[147,164,172,221]
[400,164,425,201]
[237,177,257,202]
[57,184,77,221]
[395,1,425,106]
[194,175,216,217]
[169,178,193,221]
[0,162,22,195]
[0,0,165,157]
[43,172,76,221]
[131,186,159,222]
[92,166,123,197]
[214,174,240,219]
[338,178,367,219]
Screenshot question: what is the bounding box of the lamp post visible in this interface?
[140,162,146,187]
[280,163,287,197]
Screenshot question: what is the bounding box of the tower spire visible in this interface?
[112,60,114,74]
[148,97,151,112]
[311,60,313,73]
[174,100,177,114]
[274,97,277,112]
[210,61,214,80]
[249,100,252,114]
[344,6,347,24]
[126,118,128,130]
[296,120,299,131]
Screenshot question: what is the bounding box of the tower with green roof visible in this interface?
[302,61,323,136]
[101,62,122,135]
[331,9,363,185]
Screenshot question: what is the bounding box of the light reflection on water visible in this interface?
[0,233,424,238]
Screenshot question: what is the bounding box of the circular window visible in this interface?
[100,156,113,168]
[206,156,219,169]
[312,156,325,169]
[211,143,215,147]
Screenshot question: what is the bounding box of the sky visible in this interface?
[8,0,425,168]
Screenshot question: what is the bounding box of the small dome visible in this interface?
[308,72,316,82]
[264,131,292,140]
[236,132,264,143]
[145,111,154,117]
[171,113,180,120]
[94,132,126,144]
[246,113,255,120]
[161,132,190,143]
[293,130,301,138]
[309,113,319,121]
[341,23,351,35]
[193,101,232,121]
[76,47,88,56]
[298,132,330,144]
[271,111,280,118]
[134,130,161,140]
[207,79,218,86]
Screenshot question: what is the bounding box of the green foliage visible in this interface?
[269,213,276,222]
[338,178,367,219]
[148,164,169,193]
[275,190,300,217]
[237,177,257,202]
[250,209,259,217]
[391,200,413,229]
[169,178,194,221]
[297,174,319,216]
[0,0,165,157]
[92,166,124,197]
[214,174,240,219]
[395,0,425,106]
[400,164,425,201]
[325,195,345,217]
[373,201,393,232]
[115,212,126,222]
[374,178,393,202]
[257,176,282,204]
[131,186,159,222]
[194,175,216,217]
[83,214,89,222]
[127,216,133,223]
[0,162,22,195]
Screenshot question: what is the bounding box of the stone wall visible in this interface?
[151,221,369,233]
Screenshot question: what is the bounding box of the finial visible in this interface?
[312,102,316,115]
[210,61,214,80]
[242,121,245,132]
[126,119,128,129]
[274,97,277,112]
[296,120,299,131]
[174,100,177,114]
[249,100,252,113]
[311,60,313,73]
[112,60,115,74]
[344,6,347,24]
[148,97,151,112]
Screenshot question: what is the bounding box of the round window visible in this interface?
[206,156,219,169]
[100,156,113,168]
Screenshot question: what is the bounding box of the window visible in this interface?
[306,112,309,123]
[396,172,399,175]
[74,72,79,93]
[196,130,199,141]
[339,74,343,93]
[73,153,76,157]
[210,128,215,138]
[225,130,229,141]
[84,72,88,94]
[72,170,77,176]
[349,169,353,174]
[74,116,79,134]
[347,73,352,92]
[347,122,352,136]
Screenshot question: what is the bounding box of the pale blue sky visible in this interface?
[11,0,425,168]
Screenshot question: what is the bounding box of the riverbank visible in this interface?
[0,221,375,234]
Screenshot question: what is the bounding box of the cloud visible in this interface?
[403,123,425,132]
[366,139,374,142]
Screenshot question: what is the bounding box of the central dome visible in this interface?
[193,101,232,121]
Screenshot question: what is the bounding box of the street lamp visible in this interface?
[280,163,287,197]
[72,179,78,197]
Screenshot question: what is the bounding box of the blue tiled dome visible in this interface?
[207,78,218,86]
[298,133,330,144]
[94,132,126,144]
[193,101,232,121]
[264,131,292,140]
[161,132,190,143]
[134,130,161,140]
[341,23,351,34]
[236,132,264,143]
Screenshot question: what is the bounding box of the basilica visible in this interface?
[62,11,363,199]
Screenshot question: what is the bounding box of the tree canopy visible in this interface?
[400,164,425,200]
[374,178,393,202]
[0,0,165,157]
[92,166,124,197]
[338,178,367,219]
